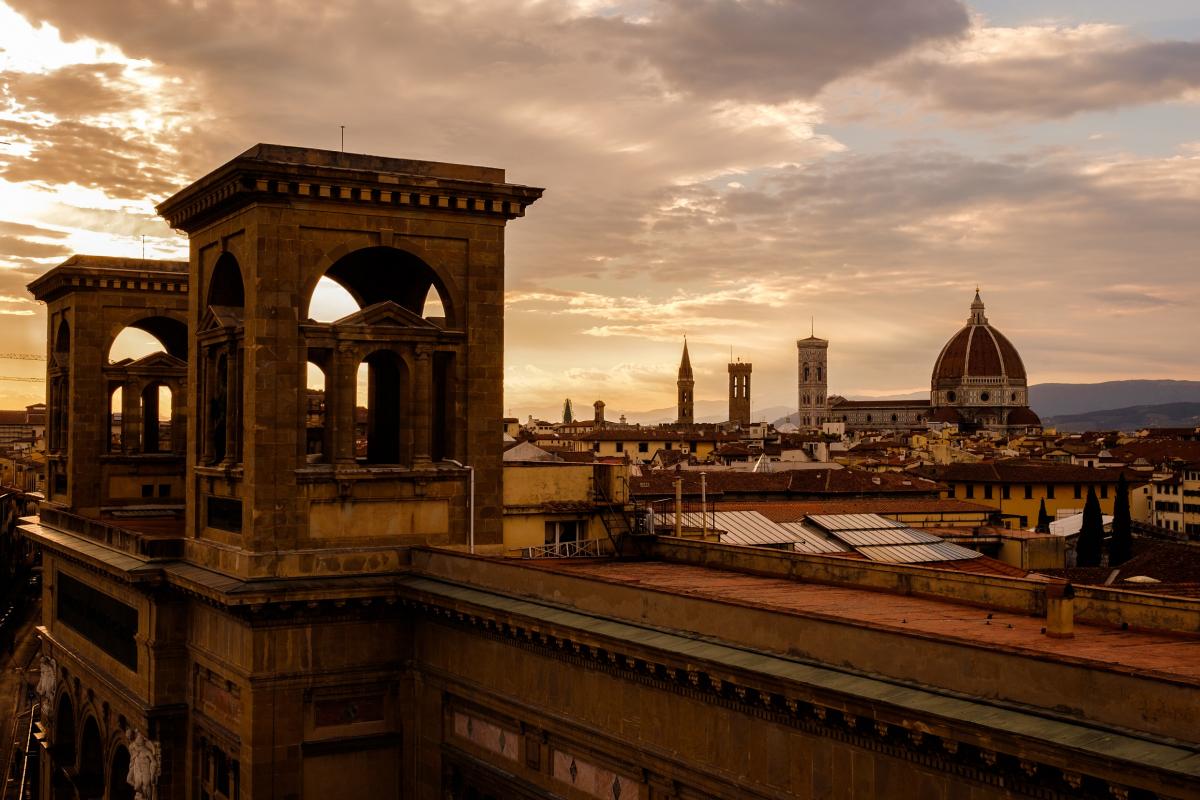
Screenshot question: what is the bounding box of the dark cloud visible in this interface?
[0,234,69,259]
[1,63,136,117]
[0,118,185,198]
[581,0,970,102]
[0,221,68,239]
[889,39,1200,118]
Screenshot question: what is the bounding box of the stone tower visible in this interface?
[797,334,828,429]
[594,400,606,428]
[676,338,695,424]
[727,359,751,427]
[157,144,543,568]
[29,256,190,517]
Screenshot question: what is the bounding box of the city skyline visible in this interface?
[1,0,1199,412]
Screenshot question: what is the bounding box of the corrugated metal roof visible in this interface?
[777,522,852,554]
[832,527,944,547]
[672,511,848,553]
[807,513,905,531]
[857,541,982,563]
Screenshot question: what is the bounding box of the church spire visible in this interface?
[970,288,987,325]
[678,337,693,379]
[676,337,695,425]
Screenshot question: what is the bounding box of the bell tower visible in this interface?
[157,144,542,577]
[728,359,752,428]
[797,334,829,429]
[676,338,695,425]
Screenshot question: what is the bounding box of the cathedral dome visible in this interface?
[931,292,1026,388]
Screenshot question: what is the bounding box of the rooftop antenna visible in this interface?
[340,125,345,153]
[811,316,814,337]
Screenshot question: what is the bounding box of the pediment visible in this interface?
[126,351,187,370]
[333,301,439,330]
[203,305,245,331]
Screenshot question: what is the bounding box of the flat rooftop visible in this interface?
[518,558,1200,683]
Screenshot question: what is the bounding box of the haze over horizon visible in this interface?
[1,0,1198,413]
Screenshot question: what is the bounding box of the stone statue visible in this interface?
[126,730,162,800]
[35,655,57,704]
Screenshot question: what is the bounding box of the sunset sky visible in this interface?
[1,0,1198,420]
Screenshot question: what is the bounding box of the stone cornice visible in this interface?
[156,145,544,233]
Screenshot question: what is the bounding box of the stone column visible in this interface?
[413,346,433,466]
[171,379,187,454]
[122,378,141,454]
[199,350,214,463]
[332,344,358,466]
[143,383,160,452]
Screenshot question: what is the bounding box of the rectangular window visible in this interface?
[615,441,624,452]
[158,483,171,498]
[1073,484,1082,499]
[948,484,956,498]
[1002,485,1010,500]
[1047,485,1055,499]
[639,442,649,453]
[544,520,584,545]
[56,572,138,670]
[1024,484,1033,500]
[141,483,154,498]
[965,485,975,499]
[592,442,600,452]
[1101,485,1108,499]
[207,495,243,533]
[984,485,993,500]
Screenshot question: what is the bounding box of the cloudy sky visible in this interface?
[1,0,1197,420]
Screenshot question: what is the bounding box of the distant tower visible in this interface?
[563,398,573,424]
[677,338,695,424]
[797,333,829,429]
[728,359,752,427]
[593,400,605,428]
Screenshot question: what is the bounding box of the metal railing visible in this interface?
[519,538,606,559]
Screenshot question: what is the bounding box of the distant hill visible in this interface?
[1030,380,1200,418]
[1045,402,1200,433]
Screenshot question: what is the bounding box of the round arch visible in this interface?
[208,251,245,308]
[54,318,71,357]
[303,243,463,328]
[109,742,134,800]
[106,315,188,362]
[77,715,105,796]
[54,692,77,767]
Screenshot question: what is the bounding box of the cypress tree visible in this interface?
[1109,472,1133,566]
[563,398,573,424]
[1076,486,1104,567]
[1035,498,1052,533]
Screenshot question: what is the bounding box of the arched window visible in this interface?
[306,361,327,463]
[201,254,245,465]
[109,386,124,451]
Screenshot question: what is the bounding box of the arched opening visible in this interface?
[108,317,188,363]
[208,251,245,308]
[305,246,454,326]
[77,716,104,798]
[307,277,360,323]
[109,386,124,451]
[357,350,409,465]
[109,744,134,800]
[54,318,71,360]
[53,693,76,767]
[306,361,327,463]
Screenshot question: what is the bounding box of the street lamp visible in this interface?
[444,459,475,554]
